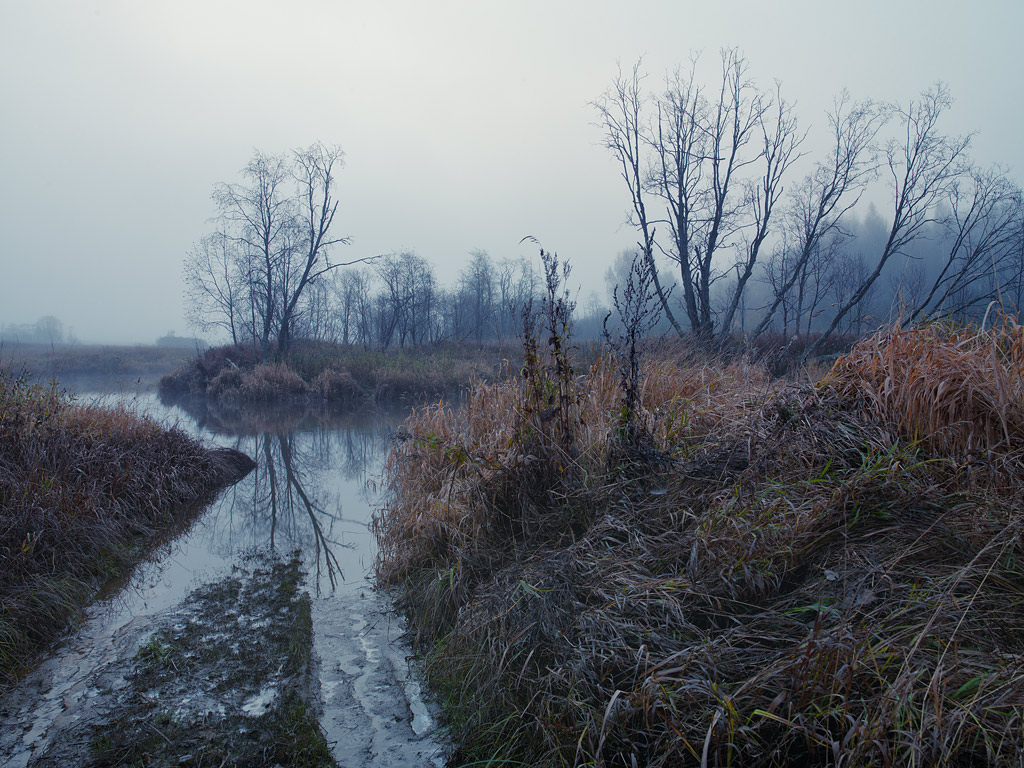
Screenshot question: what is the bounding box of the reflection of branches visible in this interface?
[277,433,344,591]
[263,437,278,547]
[167,401,405,590]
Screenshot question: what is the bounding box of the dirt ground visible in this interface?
[0,551,448,767]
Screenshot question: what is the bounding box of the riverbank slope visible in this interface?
[0,372,254,681]
[376,319,1024,766]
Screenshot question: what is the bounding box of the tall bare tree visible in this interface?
[596,49,802,341]
[594,61,684,336]
[212,150,293,353]
[276,143,352,355]
[751,93,884,340]
[905,166,1023,322]
[187,143,374,357]
[184,233,243,344]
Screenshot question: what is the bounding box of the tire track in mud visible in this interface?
[314,589,446,767]
[0,558,448,767]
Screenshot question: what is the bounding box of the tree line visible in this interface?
[186,56,1023,356]
[184,153,549,351]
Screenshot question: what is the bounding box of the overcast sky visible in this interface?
[1,0,1021,344]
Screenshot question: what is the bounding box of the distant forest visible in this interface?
[184,51,1023,357]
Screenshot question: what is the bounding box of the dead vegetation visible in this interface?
[0,372,254,682]
[158,340,501,406]
[84,552,334,768]
[374,305,1024,766]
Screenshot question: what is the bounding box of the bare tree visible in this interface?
[805,85,970,356]
[184,233,244,344]
[188,143,373,357]
[275,143,353,355]
[493,256,535,344]
[750,92,884,341]
[213,150,293,353]
[594,61,684,336]
[596,50,802,341]
[460,250,496,345]
[374,252,437,348]
[330,268,372,346]
[716,80,803,338]
[906,166,1023,322]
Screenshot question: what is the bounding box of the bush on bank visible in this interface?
[158,340,500,406]
[374,318,1024,767]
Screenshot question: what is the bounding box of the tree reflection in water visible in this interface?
[163,395,403,592]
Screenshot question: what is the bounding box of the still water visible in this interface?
[0,385,447,767]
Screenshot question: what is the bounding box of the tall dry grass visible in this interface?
[825,316,1024,477]
[375,320,1024,767]
[0,372,250,681]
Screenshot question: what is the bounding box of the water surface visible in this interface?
[0,386,446,767]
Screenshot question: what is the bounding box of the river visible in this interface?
[0,383,448,767]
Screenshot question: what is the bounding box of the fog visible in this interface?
[1,0,1021,344]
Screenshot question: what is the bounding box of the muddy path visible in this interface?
[0,393,448,767]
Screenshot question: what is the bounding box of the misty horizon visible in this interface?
[2,1,1022,345]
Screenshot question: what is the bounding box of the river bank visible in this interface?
[2,344,197,392]
[375,319,1024,766]
[1,385,448,766]
[0,372,254,682]
[3,552,331,768]
[158,341,505,407]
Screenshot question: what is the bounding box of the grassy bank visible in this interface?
[158,340,506,406]
[374,318,1024,766]
[0,372,254,682]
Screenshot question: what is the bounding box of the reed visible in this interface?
[375,319,1024,766]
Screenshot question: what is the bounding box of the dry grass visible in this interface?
[825,317,1024,478]
[238,363,309,401]
[374,321,1024,767]
[2,343,196,379]
[0,372,249,682]
[158,341,501,405]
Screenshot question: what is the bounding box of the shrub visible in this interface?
[238,364,308,401]
[310,367,364,404]
[205,367,244,398]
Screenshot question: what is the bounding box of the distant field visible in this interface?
[1,343,198,390]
